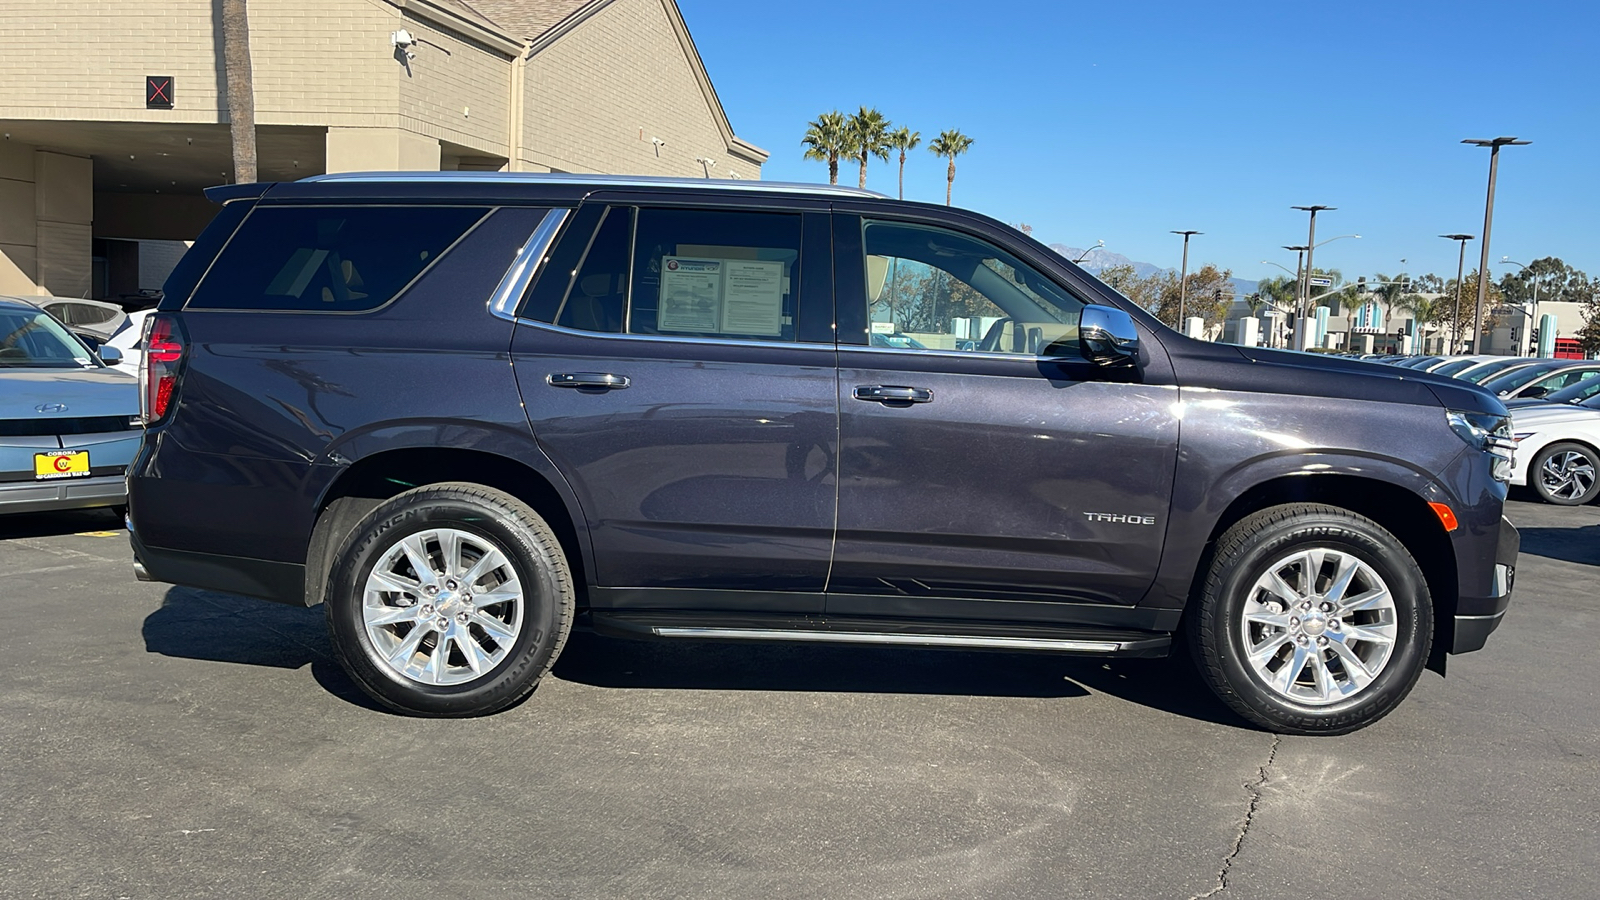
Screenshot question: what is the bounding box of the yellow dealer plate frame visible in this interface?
[35,450,91,480]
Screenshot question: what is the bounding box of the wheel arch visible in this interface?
[304,447,592,609]
[1193,473,1459,673]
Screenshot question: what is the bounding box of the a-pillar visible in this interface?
[325,127,441,173]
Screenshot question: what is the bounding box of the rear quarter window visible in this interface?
[186,205,489,312]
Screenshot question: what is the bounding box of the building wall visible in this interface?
[522,0,761,179]
[396,12,513,159]
[0,140,37,294]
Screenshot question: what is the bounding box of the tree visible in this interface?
[1499,256,1593,307]
[927,129,974,206]
[1254,275,1297,316]
[886,125,920,200]
[1392,293,1452,351]
[801,111,848,185]
[221,0,257,183]
[1149,264,1235,329]
[1443,270,1504,348]
[845,106,891,190]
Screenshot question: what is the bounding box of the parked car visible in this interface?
[1431,355,1502,378]
[1481,361,1577,398]
[127,173,1519,734]
[1459,358,1543,384]
[1506,373,1600,410]
[101,309,150,378]
[1510,396,1600,504]
[39,297,129,342]
[1498,363,1600,400]
[0,296,140,515]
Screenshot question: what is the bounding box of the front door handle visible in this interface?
[853,385,933,404]
[548,372,630,390]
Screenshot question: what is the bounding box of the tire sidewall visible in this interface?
[1532,442,1600,506]
[327,492,566,716]
[1207,514,1431,733]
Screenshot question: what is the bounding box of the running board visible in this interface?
[589,613,1171,658]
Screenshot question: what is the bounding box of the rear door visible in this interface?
[826,211,1180,622]
[510,197,838,612]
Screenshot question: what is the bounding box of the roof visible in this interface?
[300,171,885,199]
[463,0,591,41]
[418,0,504,31]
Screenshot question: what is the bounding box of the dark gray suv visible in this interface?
[127,174,1518,734]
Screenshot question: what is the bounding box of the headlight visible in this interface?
[1448,410,1515,482]
[1513,432,1533,444]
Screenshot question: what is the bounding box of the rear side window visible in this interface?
[187,206,489,311]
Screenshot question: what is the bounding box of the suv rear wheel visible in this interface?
[1189,504,1432,735]
[325,483,574,716]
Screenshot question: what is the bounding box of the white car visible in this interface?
[1510,396,1600,505]
[102,309,149,378]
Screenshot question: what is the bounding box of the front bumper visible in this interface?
[1451,515,1519,654]
[0,474,127,515]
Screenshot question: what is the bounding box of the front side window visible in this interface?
[188,206,489,311]
[547,207,803,343]
[861,220,1084,355]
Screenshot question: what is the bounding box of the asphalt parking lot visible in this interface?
[1,499,1595,899]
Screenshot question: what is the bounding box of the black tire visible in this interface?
[1530,442,1600,506]
[325,483,574,717]
[1187,504,1432,736]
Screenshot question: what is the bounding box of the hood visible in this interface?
[1200,344,1504,414]
[0,367,138,420]
[1510,404,1600,430]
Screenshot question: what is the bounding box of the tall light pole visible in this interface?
[1292,206,1334,350]
[1441,233,1475,353]
[1463,137,1530,352]
[1072,240,1105,264]
[1171,230,1201,328]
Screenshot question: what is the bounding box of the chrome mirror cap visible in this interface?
[1079,305,1140,366]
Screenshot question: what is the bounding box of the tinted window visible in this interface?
[860,219,1083,356]
[1483,363,1562,394]
[0,309,97,368]
[628,208,801,342]
[555,207,632,334]
[188,206,488,311]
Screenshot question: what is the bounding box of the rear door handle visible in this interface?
[548,372,630,390]
[853,385,933,404]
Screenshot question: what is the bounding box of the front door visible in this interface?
[511,202,837,611]
[827,214,1180,622]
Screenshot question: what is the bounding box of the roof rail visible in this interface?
[299,171,889,199]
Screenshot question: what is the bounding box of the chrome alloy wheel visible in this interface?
[1540,450,1596,501]
[362,528,524,686]
[1238,548,1398,706]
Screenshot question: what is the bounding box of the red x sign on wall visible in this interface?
[146,76,174,109]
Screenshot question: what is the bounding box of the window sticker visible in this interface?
[658,257,723,332]
[657,255,786,336]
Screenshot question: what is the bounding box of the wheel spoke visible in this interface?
[1264,569,1303,605]
[438,529,464,580]
[1342,622,1396,647]
[424,628,453,684]
[1244,608,1293,631]
[366,604,420,628]
[460,548,508,588]
[1323,553,1360,606]
[474,581,522,608]
[471,611,517,644]
[1308,650,1335,702]
[370,570,424,596]
[1337,587,1390,614]
[1273,642,1312,694]
[459,631,491,674]
[1247,632,1290,666]
[386,623,429,667]
[399,534,440,588]
[1327,635,1376,693]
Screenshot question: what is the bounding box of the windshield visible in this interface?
[0,308,98,368]
[1432,359,1480,377]
[1483,362,1562,394]
[1546,374,1600,404]
[1462,359,1527,383]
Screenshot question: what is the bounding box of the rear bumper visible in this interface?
[0,474,126,515]
[1451,516,1519,654]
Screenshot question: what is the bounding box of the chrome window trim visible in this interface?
[302,171,887,199]
[511,315,835,352]
[488,207,571,322]
[836,343,1043,364]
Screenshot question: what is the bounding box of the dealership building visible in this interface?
[0,0,768,301]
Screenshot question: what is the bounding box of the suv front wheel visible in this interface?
[325,483,574,716]
[1189,504,1432,735]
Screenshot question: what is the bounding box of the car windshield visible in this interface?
[1483,362,1563,394]
[1461,359,1527,383]
[1546,374,1600,404]
[1432,359,1481,377]
[0,308,98,368]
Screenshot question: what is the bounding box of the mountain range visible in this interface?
[1049,244,1258,299]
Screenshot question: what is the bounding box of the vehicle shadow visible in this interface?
[0,508,125,540]
[553,632,1245,728]
[140,585,386,712]
[1516,524,1600,566]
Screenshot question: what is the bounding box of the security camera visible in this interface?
[392,29,417,60]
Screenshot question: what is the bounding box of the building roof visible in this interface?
[412,0,505,33]
[465,0,592,42]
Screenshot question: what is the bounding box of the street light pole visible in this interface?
[1441,233,1475,353]
[1463,137,1530,352]
[1072,240,1105,264]
[1171,230,1201,329]
[1502,257,1540,356]
[1291,206,1333,350]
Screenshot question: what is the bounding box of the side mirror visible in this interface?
[1521,386,1548,399]
[98,345,123,365]
[1077,304,1140,367]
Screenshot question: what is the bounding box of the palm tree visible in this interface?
[220,0,257,183]
[801,110,848,185]
[1394,294,1450,351]
[886,125,920,200]
[846,106,891,190]
[927,129,974,206]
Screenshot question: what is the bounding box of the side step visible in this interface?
[589,612,1171,658]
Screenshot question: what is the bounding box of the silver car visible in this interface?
[1,296,140,515]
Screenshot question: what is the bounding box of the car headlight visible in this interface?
[1513,432,1533,444]
[1448,410,1515,482]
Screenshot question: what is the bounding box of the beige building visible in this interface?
[0,0,767,300]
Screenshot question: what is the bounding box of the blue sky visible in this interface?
[681,0,1599,284]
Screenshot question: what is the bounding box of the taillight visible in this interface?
[140,314,186,425]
